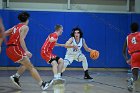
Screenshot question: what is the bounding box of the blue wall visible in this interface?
[0,10,140,68]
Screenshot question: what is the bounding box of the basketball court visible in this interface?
[1,0,140,93]
[0,69,140,93]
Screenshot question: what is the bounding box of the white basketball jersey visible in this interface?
[66,37,83,55]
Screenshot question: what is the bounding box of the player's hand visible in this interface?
[25,51,32,58]
[126,59,131,65]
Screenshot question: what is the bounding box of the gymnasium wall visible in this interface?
[6,0,128,12]
[0,10,140,68]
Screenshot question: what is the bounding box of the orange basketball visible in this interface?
[90,50,99,60]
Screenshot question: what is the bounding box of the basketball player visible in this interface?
[123,22,140,91]
[41,24,70,83]
[0,12,51,90]
[61,27,93,79]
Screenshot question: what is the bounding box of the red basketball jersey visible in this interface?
[41,32,58,53]
[7,23,25,46]
[127,32,140,54]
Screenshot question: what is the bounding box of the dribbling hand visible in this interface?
[25,51,32,58]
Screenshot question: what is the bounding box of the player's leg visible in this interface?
[51,60,59,79]
[77,54,93,79]
[132,68,139,81]
[57,58,64,78]
[61,55,74,74]
[10,65,26,88]
[19,57,50,90]
[61,60,69,73]
[127,53,140,91]
[127,68,135,91]
[50,59,65,85]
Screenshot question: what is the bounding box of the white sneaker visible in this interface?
[53,78,66,85]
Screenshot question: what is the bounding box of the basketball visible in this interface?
[90,50,99,60]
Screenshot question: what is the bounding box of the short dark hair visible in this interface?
[18,12,30,22]
[71,27,83,38]
[55,24,63,31]
[131,22,139,33]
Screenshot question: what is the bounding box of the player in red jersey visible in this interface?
[41,24,75,83]
[123,22,140,91]
[0,12,51,90]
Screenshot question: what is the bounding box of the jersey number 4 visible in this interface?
[131,37,137,44]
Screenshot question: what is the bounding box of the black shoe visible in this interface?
[84,70,93,79]
[41,81,50,90]
[84,75,93,79]
[10,75,21,88]
[61,73,63,76]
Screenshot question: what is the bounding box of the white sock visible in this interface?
[39,81,43,86]
[54,74,58,79]
[57,73,61,78]
[14,73,20,78]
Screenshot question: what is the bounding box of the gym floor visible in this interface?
[0,69,140,93]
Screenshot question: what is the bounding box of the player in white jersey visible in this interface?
[61,27,93,79]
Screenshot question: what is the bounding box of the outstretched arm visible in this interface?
[55,43,76,48]
[4,28,13,36]
[83,39,92,52]
[55,38,78,49]
[55,43,65,47]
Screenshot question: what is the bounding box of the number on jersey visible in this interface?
[131,37,137,44]
[12,27,17,34]
[73,49,77,52]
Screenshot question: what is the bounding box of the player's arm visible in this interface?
[65,38,78,48]
[20,26,28,51]
[122,38,130,64]
[0,28,13,48]
[4,28,13,36]
[83,39,92,52]
[55,43,65,47]
[55,38,74,48]
[55,42,75,48]
[20,26,32,58]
